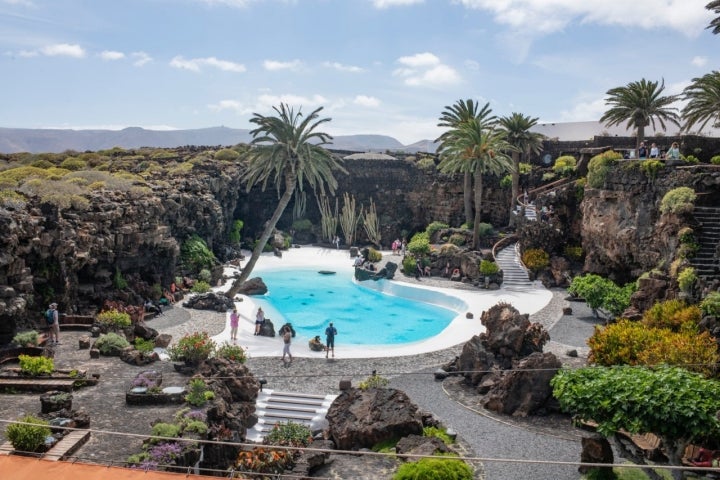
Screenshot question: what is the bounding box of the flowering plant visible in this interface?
[216,343,248,363]
[167,331,216,365]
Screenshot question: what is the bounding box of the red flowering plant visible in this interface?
[167,331,216,365]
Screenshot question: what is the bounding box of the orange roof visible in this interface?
[0,455,220,480]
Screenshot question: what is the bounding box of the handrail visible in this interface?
[491,233,518,263]
[515,176,575,209]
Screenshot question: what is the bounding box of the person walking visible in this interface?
[230,308,239,341]
[45,302,60,345]
[282,328,292,365]
[325,322,337,358]
[254,307,264,336]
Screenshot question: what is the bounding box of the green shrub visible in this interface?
[448,233,465,246]
[542,172,556,182]
[417,156,436,171]
[198,269,212,283]
[393,457,473,480]
[113,267,128,289]
[134,337,155,353]
[575,177,586,201]
[563,245,583,261]
[168,331,216,364]
[500,174,512,188]
[422,426,454,445]
[94,332,130,355]
[150,422,181,440]
[402,256,417,275]
[371,437,400,453]
[425,221,449,238]
[519,162,533,174]
[18,354,54,375]
[60,157,87,171]
[12,330,39,347]
[5,415,51,453]
[460,222,472,230]
[216,343,247,363]
[214,148,240,161]
[233,448,294,475]
[701,292,720,317]
[181,234,217,273]
[660,187,696,215]
[97,309,131,328]
[439,243,461,255]
[367,247,382,262]
[521,248,549,272]
[684,155,700,164]
[479,260,499,276]
[407,232,430,256]
[552,155,577,176]
[291,218,312,232]
[31,159,55,169]
[711,155,720,165]
[191,280,211,293]
[358,373,390,390]
[640,159,664,180]
[587,151,621,188]
[183,420,208,436]
[476,222,494,237]
[264,420,312,447]
[642,299,701,332]
[678,267,697,293]
[229,219,244,244]
[185,378,211,407]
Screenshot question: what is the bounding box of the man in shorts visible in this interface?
[325,322,337,358]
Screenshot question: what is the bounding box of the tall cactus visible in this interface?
[339,192,360,247]
[317,194,339,242]
[362,198,381,248]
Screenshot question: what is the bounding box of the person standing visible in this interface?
[45,302,60,345]
[230,308,239,341]
[650,143,659,158]
[282,328,292,364]
[325,322,337,358]
[333,235,340,249]
[254,307,264,336]
[666,142,681,160]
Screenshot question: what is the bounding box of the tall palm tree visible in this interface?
[600,79,680,156]
[436,99,494,226]
[681,70,720,133]
[499,112,544,215]
[708,0,720,34]
[226,104,346,298]
[441,117,513,248]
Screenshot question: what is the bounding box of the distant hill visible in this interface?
[0,126,438,154]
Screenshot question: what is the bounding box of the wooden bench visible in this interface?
[44,429,91,461]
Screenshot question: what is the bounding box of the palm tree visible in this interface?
[708,0,720,34]
[436,99,493,226]
[226,104,346,299]
[681,70,720,133]
[600,79,680,156]
[499,112,544,215]
[440,117,513,248]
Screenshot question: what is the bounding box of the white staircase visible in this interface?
[524,203,537,221]
[495,243,533,290]
[247,390,337,443]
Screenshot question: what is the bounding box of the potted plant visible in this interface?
[40,390,73,413]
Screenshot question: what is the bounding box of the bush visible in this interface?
[134,337,155,354]
[291,218,312,232]
[12,330,39,347]
[701,292,720,317]
[407,232,430,256]
[660,187,696,215]
[181,234,217,273]
[5,415,51,453]
[367,247,382,262]
[214,148,240,161]
[684,154,700,164]
[229,219,244,244]
[233,448,294,475]
[113,267,128,289]
[168,331,216,364]
[94,332,130,355]
[500,174,512,188]
[198,269,212,283]
[423,426,454,445]
[185,378,211,407]
[678,267,697,293]
[552,155,577,176]
[358,373,390,390]
[216,343,247,363]
[642,300,701,332]
[563,245,583,261]
[191,280,211,293]
[476,222,494,237]
[541,172,556,182]
[711,155,720,165]
[97,309,131,328]
[264,420,312,447]
[521,248,549,272]
[587,150,621,188]
[402,256,417,275]
[448,233,466,246]
[151,422,181,440]
[425,221,449,239]
[393,458,473,480]
[639,330,718,376]
[60,157,87,171]
[18,354,54,375]
[479,260,499,276]
[640,159,664,180]
[416,156,436,171]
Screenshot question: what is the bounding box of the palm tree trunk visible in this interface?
[463,171,473,226]
[510,151,520,223]
[472,164,483,250]
[225,173,297,299]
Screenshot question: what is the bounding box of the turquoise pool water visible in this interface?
[254,269,457,345]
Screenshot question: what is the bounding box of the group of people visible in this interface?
[630,141,681,160]
[391,238,407,256]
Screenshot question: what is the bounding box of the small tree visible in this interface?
[568,274,634,318]
[552,366,720,479]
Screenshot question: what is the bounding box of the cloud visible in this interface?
[100,50,125,61]
[170,55,246,72]
[558,96,607,122]
[131,51,152,67]
[691,56,707,67]
[2,0,36,6]
[263,59,302,71]
[40,43,85,58]
[323,61,364,73]
[464,59,480,71]
[256,93,328,109]
[393,52,461,87]
[371,0,424,8]
[353,95,381,107]
[455,0,712,37]
[208,99,245,113]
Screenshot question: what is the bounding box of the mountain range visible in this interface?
[0,126,437,155]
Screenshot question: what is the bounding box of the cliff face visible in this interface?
[580,165,720,283]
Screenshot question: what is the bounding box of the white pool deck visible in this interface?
[211,246,552,359]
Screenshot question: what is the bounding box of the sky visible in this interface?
[0,0,718,145]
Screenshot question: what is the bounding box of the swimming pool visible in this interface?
[254,269,460,346]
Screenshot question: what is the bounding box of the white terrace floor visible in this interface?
[211,246,552,359]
